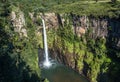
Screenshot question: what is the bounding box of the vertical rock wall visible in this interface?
[10,11,27,37]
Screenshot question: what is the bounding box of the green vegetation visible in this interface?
[0,1,41,82]
[44,78,49,82]
[3,0,120,18]
[45,12,120,81]
[0,0,120,82]
[50,27,111,82]
[52,0,120,18]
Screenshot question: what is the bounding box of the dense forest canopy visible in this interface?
[0,0,120,82]
[1,0,119,18]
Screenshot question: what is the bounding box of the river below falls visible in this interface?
[41,64,89,82]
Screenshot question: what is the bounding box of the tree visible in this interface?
[44,78,49,82]
[95,0,98,2]
[111,0,117,3]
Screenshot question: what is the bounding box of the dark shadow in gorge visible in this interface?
[82,61,90,77]
[106,18,120,82]
[97,18,120,82]
[0,26,41,82]
[0,54,41,82]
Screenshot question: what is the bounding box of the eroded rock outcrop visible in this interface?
[11,10,27,37]
[38,13,120,48]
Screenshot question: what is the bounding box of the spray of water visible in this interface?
[42,18,51,67]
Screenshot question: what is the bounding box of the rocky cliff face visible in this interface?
[37,13,119,37]
[10,10,27,37]
[10,11,120,82]
[37,13,120,48]
[36,13,120,82]
[10,10,120,62]
[17,12,120,49]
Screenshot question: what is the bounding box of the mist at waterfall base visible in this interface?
[40,18,89,82]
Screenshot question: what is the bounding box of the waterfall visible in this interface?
[42,18,51,67]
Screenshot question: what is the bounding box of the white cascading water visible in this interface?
[42,18,51,67]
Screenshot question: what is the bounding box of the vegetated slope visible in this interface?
[0,0,120,82]
[7,0,120,18]
[0,1,41,82]
[52,0,120,18]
